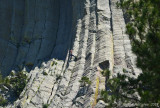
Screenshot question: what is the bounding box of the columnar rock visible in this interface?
[110,0,141,77]
[0,0,141,108]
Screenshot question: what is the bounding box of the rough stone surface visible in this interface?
[95,100,107,108]
[0,0,141,108]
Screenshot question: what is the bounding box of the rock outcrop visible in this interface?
[0,0,141,108]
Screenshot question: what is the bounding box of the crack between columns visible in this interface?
[34,0,49,64]
[109,0,113,33]
[22,0,37,67]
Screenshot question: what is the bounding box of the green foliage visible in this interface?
[79,76,91,86]
[0,71,27,106]
[10,72,15,76]
[0,94,7,106]
[100,90,116,107]
[25,62,34,67]
[9,71,27,97]
[102,0,160,107]
[51,61,57,66]
[55,62,57,65]
[100,73,139,107]
[43,72,48,76]
[123,68,127,73]
[0,73,3,83]
[0,73,11,91]
[25,62,34,69]
[120,0,160,103]
[101,69,110,78]
[43,104,49,108]
[100,90,110,103]
[23,36,31,44]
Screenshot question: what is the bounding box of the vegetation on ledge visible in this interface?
[0,71,28,106]
[79,76,91,87]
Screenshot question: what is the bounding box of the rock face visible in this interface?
[0,0,141,108]
[95,100,107,108]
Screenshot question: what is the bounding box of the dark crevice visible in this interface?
[24,0,37,66]
[109,0,113,33]
[95,0,98,28]
[34,0,49,66]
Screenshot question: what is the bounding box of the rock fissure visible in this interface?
[0,0,142,108]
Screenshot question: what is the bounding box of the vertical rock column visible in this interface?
[93,0,113,68]
[10,0,73,107]
[90,0,113,107]
[0,0,24,76]
[49,0,89,107]
[110,0,141,76]
[14,0,60,70]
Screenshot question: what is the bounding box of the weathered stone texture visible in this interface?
[0,0,141,108]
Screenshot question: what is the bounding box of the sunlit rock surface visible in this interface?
[0,0,141,107]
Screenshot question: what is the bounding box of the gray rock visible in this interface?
[0,0,142,108]
[95,100,108,108]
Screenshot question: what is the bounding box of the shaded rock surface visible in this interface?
[0,0,141,108]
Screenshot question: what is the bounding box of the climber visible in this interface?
[69,50,77,61]
[69,50,74,60]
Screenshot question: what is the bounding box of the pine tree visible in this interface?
[100,0,160,107]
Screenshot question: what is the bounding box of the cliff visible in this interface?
[0,0,141,108]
